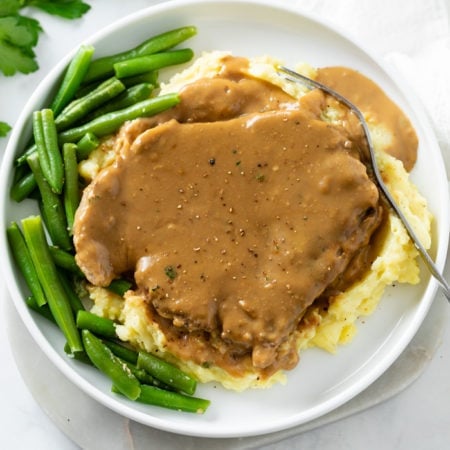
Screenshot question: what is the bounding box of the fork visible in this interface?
[278,66,450,303]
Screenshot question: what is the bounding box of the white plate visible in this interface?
[1,0,448,439]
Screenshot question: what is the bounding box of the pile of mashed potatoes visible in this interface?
[78,52,432,391]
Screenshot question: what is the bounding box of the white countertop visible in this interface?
[1,1,450,449]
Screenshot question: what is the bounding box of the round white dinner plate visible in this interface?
[1,0,448,438]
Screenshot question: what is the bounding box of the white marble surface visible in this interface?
[1,1,450,449]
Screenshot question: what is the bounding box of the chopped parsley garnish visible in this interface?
[0,0,91,136]
[164,265,178,280]
[0,121,11,137]
[24,1,91,20]
[0,14,41,76]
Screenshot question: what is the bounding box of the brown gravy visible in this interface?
[74,56,417,377]
[317,67,418,171]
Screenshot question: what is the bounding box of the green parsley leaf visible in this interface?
[0,1,92,136]
[0,15,42,76]
[0,0,22,16]
[25,1,91,19]
[0,121,12,137]
[0,1,91,77]
[164,265,178,280]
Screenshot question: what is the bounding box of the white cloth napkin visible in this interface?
[291,0,450,177]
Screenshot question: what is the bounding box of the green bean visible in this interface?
[37,197,50,232]
[7,222,47,307]
[115,384,210,414]
[59,272,85,313]
[81,329,141,400]
[75,70,159,102]
[103,342,172,390]
[21,215,82,354]
[27,153,72,251]
[76,71,155,99]
[10,171,37,202]
[28,189,41,201]
[15,144,36,167]
[33,109,64,194]
[103,339,138,364]
[107,278,132,296]
[76,132,99,160]
[59,93,180,143]
[63,143,80,234]
[137,351,197,395]
[86,83,153,121]
[120,360,174,390]
[32,111,52,187]
[12,162,30,184]
[55,77,126,131]
[124,362,160,386]
[51,44,95,116]
[48,245,83,276]
[76,310,116,339]
[64,342,91,364]
[83,26,197,83]
[74,79,101,99]
[42,109,63,191]
[26,295,55,323]
[113,49,194,79]
[74,69,156,100]
[33,111,51,182]
[121,70,158,88]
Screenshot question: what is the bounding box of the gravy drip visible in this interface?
[317,67,418,171]
[74,57,417,377]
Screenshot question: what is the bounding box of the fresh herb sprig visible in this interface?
[0,121,12,137]
[0,0,91,136]
[21,1,91,19]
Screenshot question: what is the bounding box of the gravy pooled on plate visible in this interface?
[74,56,418,378]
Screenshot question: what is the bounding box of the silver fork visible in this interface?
[278,66,450,302]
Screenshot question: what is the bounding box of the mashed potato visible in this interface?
[83,52,432,391]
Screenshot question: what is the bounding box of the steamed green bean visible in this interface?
[113,49,194,78]
[63,143,80,233]
[137,351,197,395]
[83,26,197,83]
[26,295,55,322]
[10,171,37,202]
[21,216,82,354]
[27,153,72,251]
[59,93,180,143]
[76,132,99,160]
[51,44,95,116]
[33,109,64,194]
[76,310,117,339]
[48,245,83,276]
[55,77,125,130]
[59,272,85,313]
[132,384,210,414]
[86,82,153,121]
[82,330,141,400]
[107,278,132,296]
[7,222,47,307]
